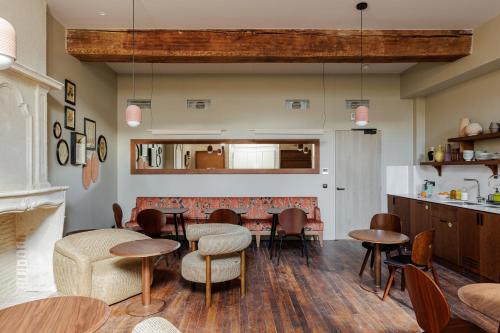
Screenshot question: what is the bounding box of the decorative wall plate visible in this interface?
[56,139,69,165]
[97,135,107,162]
[53,121,62,139]
[91,153,99,183]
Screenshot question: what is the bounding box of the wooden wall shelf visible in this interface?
[448,132,500,143]
[420,160,499,176]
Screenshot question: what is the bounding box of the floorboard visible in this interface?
[100,240,498,333]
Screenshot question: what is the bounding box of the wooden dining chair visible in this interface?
[276,208,309,266]
[112,203,124,229]
[404,264,487,333]
[359,213,402,277]
[137,209,168,238]
[208,209,240,225]
[383,229,439,300]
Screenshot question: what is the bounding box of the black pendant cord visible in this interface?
[132,0,136,99]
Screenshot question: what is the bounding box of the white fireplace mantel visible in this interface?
[0,62,66,308]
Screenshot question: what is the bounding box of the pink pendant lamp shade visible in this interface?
[355,105,369,126]
[0,17,16,70]
[126,104,141,127]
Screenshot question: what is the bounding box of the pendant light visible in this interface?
[125,0,142,127]
[355,2,369,127]
[0,17,16,70]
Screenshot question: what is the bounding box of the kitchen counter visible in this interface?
[392,194,500,215]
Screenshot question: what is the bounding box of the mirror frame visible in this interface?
[130,139,320,174]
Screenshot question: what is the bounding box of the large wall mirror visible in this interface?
[130,139,320,174]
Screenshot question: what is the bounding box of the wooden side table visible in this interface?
[0,296,109,333]
[110,239,180,316]
[349,229,409,288]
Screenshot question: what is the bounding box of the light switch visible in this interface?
[323,184,328,189]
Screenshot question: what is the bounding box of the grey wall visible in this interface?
[47,14,118,233]
[117,74,413,239]
[0,0,47,73]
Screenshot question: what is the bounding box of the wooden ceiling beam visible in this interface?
[66,29,472,63]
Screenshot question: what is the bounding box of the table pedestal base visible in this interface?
[126,299,165,317]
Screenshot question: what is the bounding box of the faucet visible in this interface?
[464,178,484,202]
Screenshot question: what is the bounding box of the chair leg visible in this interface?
[277,236,284,265]
[255,234,261,248]
[302,233,309,266]
[430,265,441,289]
[370,250,375,269]
[240,250,246,297]
[205,255,211,307]
[401,269,406,291]
[359,248,372,276]
[318,232,324,248]
[382,267,396,300]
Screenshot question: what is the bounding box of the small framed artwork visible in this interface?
[71,132,87,165]
[65,79,76,105]
[65,106,76,130]
[84,118,96,150]
[53,121,62,139]
[56,139,69,165]
[97,135,107,162]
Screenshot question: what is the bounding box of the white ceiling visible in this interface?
[47,0,500,30]
[107,63,416,75]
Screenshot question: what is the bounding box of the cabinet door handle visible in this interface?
[448,222,453,228]
[425,205,429,210]
[479,214,483,226]
[336,187,346,191]
[440,219,447,223]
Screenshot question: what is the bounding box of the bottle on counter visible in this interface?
[461,188,469,201]
[456,188,462,200]
[450,189,457,200]
[428,147,435,161]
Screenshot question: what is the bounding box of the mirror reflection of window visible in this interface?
[229,144,279,169]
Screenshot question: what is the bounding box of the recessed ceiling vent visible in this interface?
[127,99,152,109]
[285,99,309,111]
[187,99,211,110]
[346,99,370,109]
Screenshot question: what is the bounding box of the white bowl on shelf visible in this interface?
[463,150,474,161]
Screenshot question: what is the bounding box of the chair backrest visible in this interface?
[404,265,450,333]
[208,209,239,225]
[370,213,401,233]
[137,209,164,237]
[278,208,307,235]
[112,203,124,228]
[411,229,435,266]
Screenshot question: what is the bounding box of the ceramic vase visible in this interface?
[459,118,470,137]
[434,145,445,163]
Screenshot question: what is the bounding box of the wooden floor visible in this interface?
[101,240,498,333]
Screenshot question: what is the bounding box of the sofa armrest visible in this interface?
[53,241,92,296]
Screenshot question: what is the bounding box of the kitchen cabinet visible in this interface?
[410,200,431,242]
[431,204,459,266]
[387,195,411,237]
[459,210,500,281]
[388,195,500,282]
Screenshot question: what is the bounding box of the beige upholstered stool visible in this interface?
[182,223,252,306]
[53,229,151,305]
[132,317,181,333]
[458,283,500,330]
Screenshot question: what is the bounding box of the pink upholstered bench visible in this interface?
[128,197,324,247]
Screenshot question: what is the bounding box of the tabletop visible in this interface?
[204,208,249,215]
[348,229,409,245]
[110,239,180,258]
[267,207,309,215]
[157,207,189,214]
[0,296,109,333]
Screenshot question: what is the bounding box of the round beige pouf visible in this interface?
[182,251,241,283]
[132,317,180,333]
[458,283,500,322]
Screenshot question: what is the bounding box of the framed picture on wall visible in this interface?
[97,135,107,162]
[53,121,62,139]
[64,106,76,130]
[65,79,76,105]
[56,139,69,165]
[84,118,96,150]
[70,132,87,165]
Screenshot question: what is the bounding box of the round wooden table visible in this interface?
[110,239,180,316]
[0,296,109,333]
[348,229,409,288]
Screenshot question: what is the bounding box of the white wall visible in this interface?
[0,0,47,74]
[47,14,118,233]
[117,74,413,239]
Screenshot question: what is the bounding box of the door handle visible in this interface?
[336,187,346,191]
